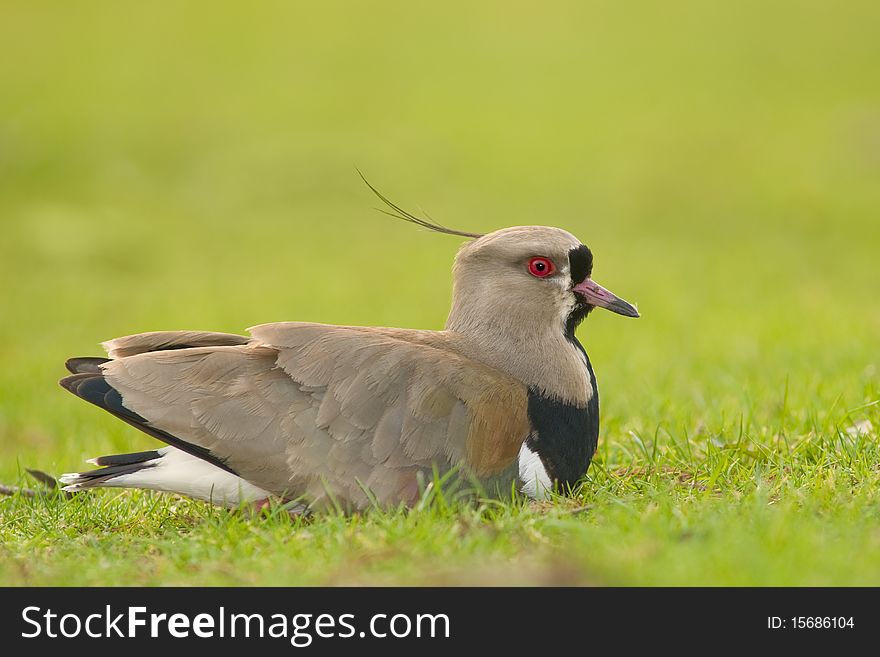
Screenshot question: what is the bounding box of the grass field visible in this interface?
[1,2,879,586]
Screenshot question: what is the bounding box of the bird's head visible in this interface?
[358,174,638,344]
[447,226,639,338]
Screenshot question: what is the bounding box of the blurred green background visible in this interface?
[1,2,878,585]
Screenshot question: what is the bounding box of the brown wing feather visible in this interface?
[251,323,530,476]
[103,331,249,358]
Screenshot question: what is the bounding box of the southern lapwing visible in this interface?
[59,199,638,511]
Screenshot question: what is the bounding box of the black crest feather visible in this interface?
[357,170,484,239]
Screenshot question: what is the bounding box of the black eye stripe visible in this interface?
[568,245,593,283]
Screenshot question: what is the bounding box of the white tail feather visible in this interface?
[60,447,270,508]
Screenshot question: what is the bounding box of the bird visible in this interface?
[58,189,639,512]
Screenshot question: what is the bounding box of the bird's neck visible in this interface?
[445,309,594,407]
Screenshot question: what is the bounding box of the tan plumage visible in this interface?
[98,325,528,510]
[59,225,638,511]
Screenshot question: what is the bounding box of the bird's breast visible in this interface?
[520,340,600,492]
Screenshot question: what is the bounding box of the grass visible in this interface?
[1,1,879,586]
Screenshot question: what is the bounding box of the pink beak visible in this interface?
[572,279,639,318]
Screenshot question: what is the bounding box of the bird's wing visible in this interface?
[103,331,250,358]
[95,323,529,508]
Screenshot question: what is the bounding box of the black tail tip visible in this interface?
[59,373,113,409]
[59,372,89,393]
[65,357,110,375]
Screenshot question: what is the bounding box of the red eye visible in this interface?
[527,257,555,278]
